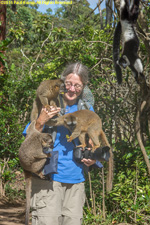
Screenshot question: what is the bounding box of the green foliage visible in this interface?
[5,184,25,201]
[17,6,33,29]
[107,165,150,224]
[83,152,150,224]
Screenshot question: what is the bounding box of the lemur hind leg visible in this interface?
[87,127,101,152]
[77,132,87,149]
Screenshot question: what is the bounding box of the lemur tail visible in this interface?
[113,22,122,84]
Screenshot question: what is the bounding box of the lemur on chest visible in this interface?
[113,0,144,84]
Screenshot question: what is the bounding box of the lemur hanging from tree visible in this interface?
[113,0,145,84]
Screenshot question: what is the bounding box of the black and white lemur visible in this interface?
[113,0,144,84]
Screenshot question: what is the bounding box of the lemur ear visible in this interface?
[26,120,36,135]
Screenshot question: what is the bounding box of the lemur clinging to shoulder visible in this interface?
[113,0,144,84]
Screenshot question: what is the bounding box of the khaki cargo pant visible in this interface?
[30,177,85,225]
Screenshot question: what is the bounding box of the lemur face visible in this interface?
[41,133,53,148]
[119,55,130,68]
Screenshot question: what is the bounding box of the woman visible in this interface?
[24,62,98,225]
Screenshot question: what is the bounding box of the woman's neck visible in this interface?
[64,98,77,106]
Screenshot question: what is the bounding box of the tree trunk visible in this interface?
[114,0,120,16]
[106,0,113,25]
[0,3,6,74]
[98,0,103,29]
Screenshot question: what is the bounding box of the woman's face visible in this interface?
[64,73,84,105]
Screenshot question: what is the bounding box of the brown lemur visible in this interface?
[30,79,65,122]
[46,109,110,152]
[19,121,53,225]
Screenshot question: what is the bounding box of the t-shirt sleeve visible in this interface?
[22,122,31,137]
[89,105,94,112]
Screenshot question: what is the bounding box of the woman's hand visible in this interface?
[81,158,96,167]
[35,106,61,132]
[80,138,96,166]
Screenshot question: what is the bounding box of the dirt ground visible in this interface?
[0,197,26,225]
[0,171,31,225]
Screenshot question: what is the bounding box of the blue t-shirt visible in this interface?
[22,103,99,184]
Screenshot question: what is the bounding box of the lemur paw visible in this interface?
[66,135,73,142]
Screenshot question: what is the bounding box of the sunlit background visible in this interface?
[37,0,102,14]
